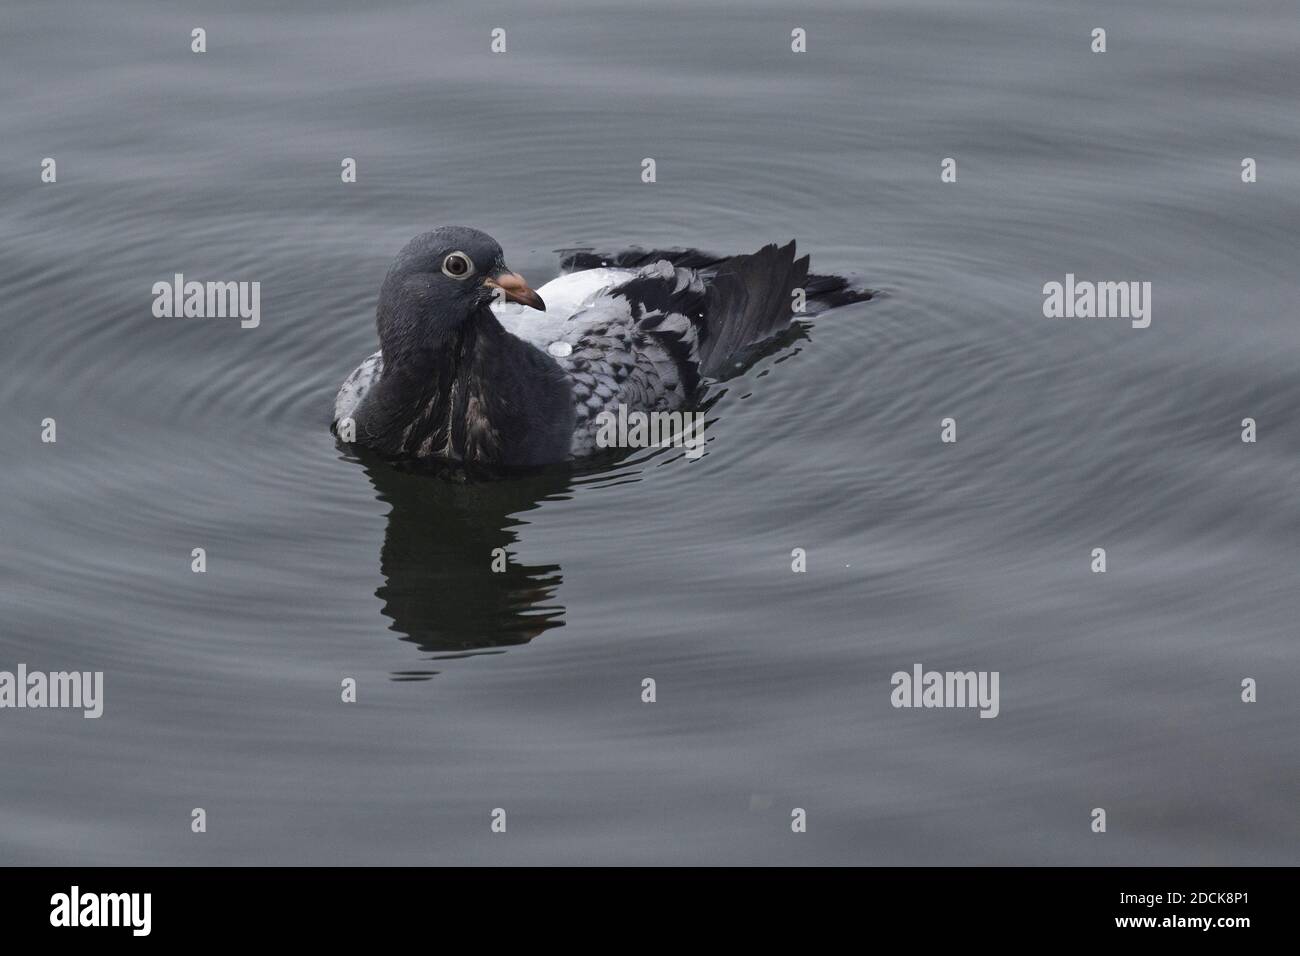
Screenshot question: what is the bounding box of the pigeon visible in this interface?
[333,226,870,467]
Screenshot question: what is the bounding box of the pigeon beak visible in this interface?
[485,270,546,311]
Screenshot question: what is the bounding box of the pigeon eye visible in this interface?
[442,252,474,279]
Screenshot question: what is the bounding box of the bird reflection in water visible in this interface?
[353,449,575,679]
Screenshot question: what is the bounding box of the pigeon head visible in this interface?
[376,226,544,353]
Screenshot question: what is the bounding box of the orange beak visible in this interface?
[485,271,546,311]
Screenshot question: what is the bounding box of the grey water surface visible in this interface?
[1,0,1297,864]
